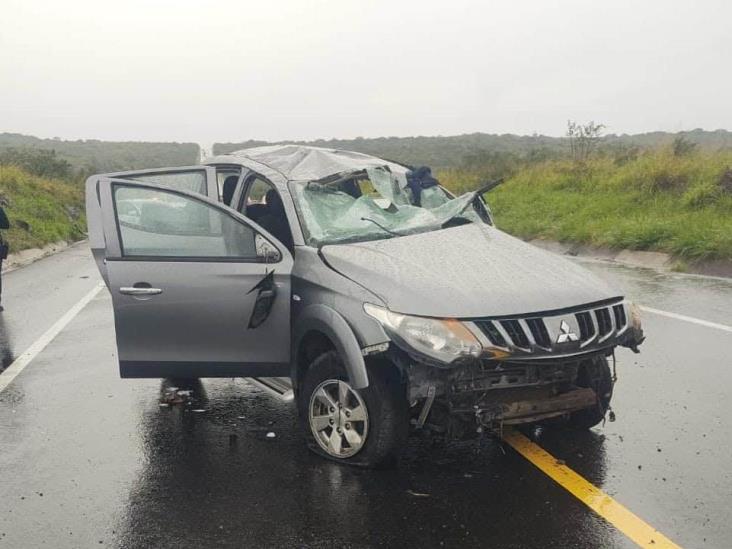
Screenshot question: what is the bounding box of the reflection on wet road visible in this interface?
[0,247,730,548]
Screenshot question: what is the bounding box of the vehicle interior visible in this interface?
[237,175,294,251]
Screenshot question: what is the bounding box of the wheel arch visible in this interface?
[292,304,369,392]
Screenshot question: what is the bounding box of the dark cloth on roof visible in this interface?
[406,166,439,207]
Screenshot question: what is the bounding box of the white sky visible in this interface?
[0,0,729,143]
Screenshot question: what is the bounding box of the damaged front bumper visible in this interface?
[394,349,615,437]
[365,298,643,438]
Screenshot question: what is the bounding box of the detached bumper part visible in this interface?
[475,387,598,426]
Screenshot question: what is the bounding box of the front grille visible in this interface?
[500,320,530,348]
[525,318,551,347]
[595,308,613,336]
[470,300,626,355]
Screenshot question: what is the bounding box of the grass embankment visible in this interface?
[439,150,732,262]
[0,165,85,253]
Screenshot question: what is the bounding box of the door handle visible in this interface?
[119,287,163,296]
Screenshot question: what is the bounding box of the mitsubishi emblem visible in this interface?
[556,320,579,343]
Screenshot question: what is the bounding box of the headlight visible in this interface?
[364,303,482,364]
[624,301,645,353]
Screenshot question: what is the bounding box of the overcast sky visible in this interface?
[1,0,729,143]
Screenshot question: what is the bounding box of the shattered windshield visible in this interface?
[291,166,489,246]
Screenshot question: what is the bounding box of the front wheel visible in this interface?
[298,351,407,468]
[566,356,614,430]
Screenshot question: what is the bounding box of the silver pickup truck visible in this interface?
[86,145,644,467]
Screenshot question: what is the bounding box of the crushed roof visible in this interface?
[220,144,409,182]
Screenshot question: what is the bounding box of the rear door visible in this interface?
[94,177,292,378]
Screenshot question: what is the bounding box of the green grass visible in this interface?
[438,150,732,261]
[0,164,85,253]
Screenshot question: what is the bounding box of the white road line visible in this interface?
[0,283,105,394]
[640,305,732,333]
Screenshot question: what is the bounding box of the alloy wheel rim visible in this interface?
[309,379,369,458]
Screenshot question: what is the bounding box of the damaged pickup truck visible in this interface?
[86,145,644,467]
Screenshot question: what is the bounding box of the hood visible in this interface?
[321,224,620,318]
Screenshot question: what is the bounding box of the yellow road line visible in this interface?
[503,430,682,549]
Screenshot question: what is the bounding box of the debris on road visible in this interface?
[407,489,430,497]
[160,387,196,406]
[160,388,185,405]
[266,432,276,438]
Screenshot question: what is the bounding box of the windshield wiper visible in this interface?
[360,217,406,237]
[475,178,504,196]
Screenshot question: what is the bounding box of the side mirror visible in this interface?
[255,234,281,263]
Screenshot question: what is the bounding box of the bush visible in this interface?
[682,183,721,208]
[672,136,698,157]
[0,165,85,253]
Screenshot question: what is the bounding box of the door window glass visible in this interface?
[114,185,256,258]
[129,171,207,194]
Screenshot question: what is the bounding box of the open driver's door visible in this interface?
[87,176,293,378]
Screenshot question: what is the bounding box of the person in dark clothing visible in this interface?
[0,206,9,311]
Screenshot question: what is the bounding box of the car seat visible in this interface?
[222,175,239,206]
[257,189,293,250]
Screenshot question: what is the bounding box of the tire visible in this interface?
[298,351,407,468]
[566,356,614,430]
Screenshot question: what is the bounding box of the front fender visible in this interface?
[292,304,369,390]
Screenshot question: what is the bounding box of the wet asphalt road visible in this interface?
[0,244,731,548]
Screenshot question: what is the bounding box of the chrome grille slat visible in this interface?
[474,320,507,347]
[500,319,530,349]
[595,308,613,337]
[524,318,551,349]
[588,310,599,340]
[613,304,627,330]
[575,312,595,340]
[518,319,537,346]
[494,321,529,352]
